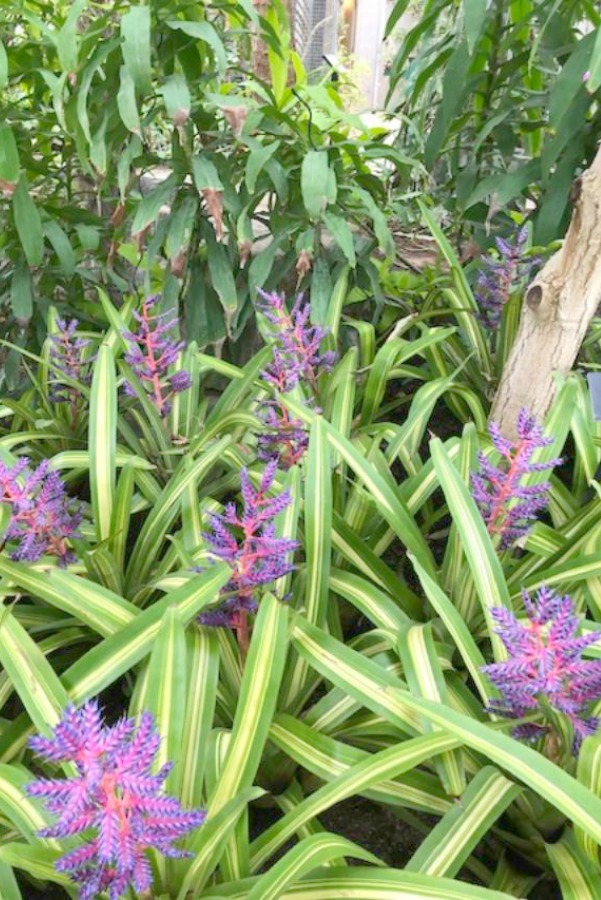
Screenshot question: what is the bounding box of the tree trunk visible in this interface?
[491,144,601,439]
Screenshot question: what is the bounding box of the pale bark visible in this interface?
[491,143,601,439]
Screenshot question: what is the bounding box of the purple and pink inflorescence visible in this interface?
[198,459,299,640]
[123,295,192,417]
[475,226,539,328]
[48,317,93,403]
[0,458,81,565]
[27,701,205,900]
[483,587,601,750]
[472,409,562,548]
[256,290,335,469]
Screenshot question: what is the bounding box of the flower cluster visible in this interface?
[48,318,93,403]
[475,226,538,328]
[471,409,561,549]
[0,458,81,565]
[256,291,335,469]
[27,701,205,900]
[123,295,191,417]
[198,460,298,642]
[483,588,601,750]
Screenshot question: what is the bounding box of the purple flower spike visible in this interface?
[257,291,335,393]
[257,403,309,470]
[198,461,298,643]
[123,296,191,417]
[27,701,205,900]
[0,458,81,565]
[475,227,538,328]
[471,409,562,549]
[255,291,333,467]
[49,318,93,403]
[482,587,601,751]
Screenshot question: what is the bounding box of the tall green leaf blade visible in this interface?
[547,829,601,899]
[89,344,117,542]
[301,151,330,219]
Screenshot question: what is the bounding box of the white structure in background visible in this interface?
[293,0,393,110]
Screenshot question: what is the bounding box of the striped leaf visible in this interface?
[409,556,490,704]
[179,628,220,810]
[430,436,510,657]
[205,593,289,818]
[125,436,232,593]
[547,829,601,899]
[62,566,229,703]
[576,735,601,864]
[0,610,68,734]
[407,766,521,877]
[0,845,69,890]
[175,788,265,900]
[89,344,117,542]
[398,622,466,795]
[247,833,382,900]
[203,867,515,899]
[0,558,135,637]
[269,713,451,814]
[291,616,601,846]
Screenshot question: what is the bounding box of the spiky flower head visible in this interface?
[27,701,205,900]
[471,409,562,549]
[0,457,81,565]
[257,290,336,393]
[482,587,601,750]
[48,318,93,403]
[123,295,192,417]
[257,403,309,470]
[475,226,538,328]
[198,459,298,630]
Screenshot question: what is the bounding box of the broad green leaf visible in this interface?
[192,156,223,192]
[117,64,141,134]
[166,20,227,74]
[10,265,32,323]
[89,344,117,542]
[0,558,135,636]
[0,124,19,185]
[43,221,76,275]
[323,212,356,267]
[121,6,152,93]
[301,151,330,219]
[0,41,7,90]
[161,73,191,122]
[586,27,601,93]
[12,180,43,266]
[463,0,489,52]
[179,628,220,810]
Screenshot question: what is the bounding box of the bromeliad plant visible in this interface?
[2,288,601,900]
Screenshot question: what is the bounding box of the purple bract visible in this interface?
[0,458,81,565]
[475,226,538,328]
[483,587,601,750]
[48,318,93,403]
[198,459,298,638]
[471,409,562,549]
[123,295,191,417]
[255,290,334,468]
[27,701,205,900]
